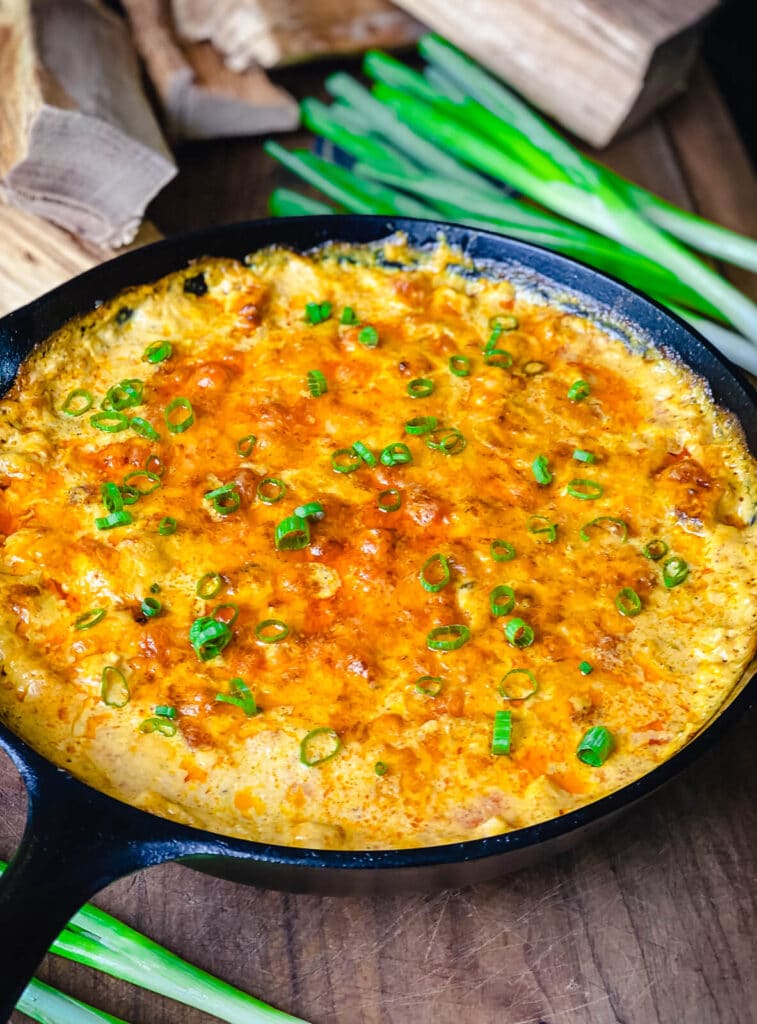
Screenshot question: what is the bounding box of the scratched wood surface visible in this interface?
[3,61,757,1024]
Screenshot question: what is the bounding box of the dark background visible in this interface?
[703,0,756,165]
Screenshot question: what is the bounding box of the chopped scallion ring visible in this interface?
[101,481,124,514]
[101,665,129,708]
[106,380,143,411]
[123,470,161,495]
[140,597,162,618]
[275,515,310,551]
[359,325,379,347]
[150,583,161,594]
[257,477,286,504]
[155,705,177,719]
[380,442,412,467]
[531,454,552,485]
[414,675,444,697]
[294,501,325,521]
[74,608,106,631]
[577,726,614,767]
[164,396,194,434]
[491,539,516,562]
[568,380,591,401]
[579,517,628,542]
[143,340,172,363]
[378,488,402,512]
[139,716,178,736]
[489,314,518,333]
[522,361,547,376]
[196,572,223,599]
[573,449,596,464]
[300,727,341,767]
[407,378,434,398]
[504,618,534,648]
[189,615,232,660]
[498,668,538,701]
[420,553,451,593]
[662,556,689,588]
[426,624,471,651]
[489,585,516,617]
[120,485,140,506]
[115,306,133,324]
[492,710,512,755]
[374,761,388,776]
[307,369,328,396]
[484,349,513,369]
[255,618,289,643]
[332,447,362,474]
[158,516,177,535]
[426,426,466,455]
[643,538,669,561]
[405,416,437,436]
[91,411,130,433]
[615,587,642,617]
[130,416,161,441]
[305,300,332,324]
[212,602,239,626]
[449,355,471,377]
[579,661,593,675]
[352,441,377,467]
[205,483,241,515]
[237,433,257,457]
[145,454,165,477]
[527,515,557,542]
[215,677,258,717]
[95,510,133,530]
[340,306,358,325]
[61,389,93,416]
[566,479,604,500]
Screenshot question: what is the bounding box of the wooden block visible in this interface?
[122,0,299,140]
[171,0,421,71]
[0,0,176,247]
[391,0,720,146]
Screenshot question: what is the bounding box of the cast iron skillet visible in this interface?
[0,216,755,1018]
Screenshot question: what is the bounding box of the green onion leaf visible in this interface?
[150,583,161,593]
[359,325,379,347]
[189,616,232,660]
[255,618,289,643]
[407,377,434,398]
[405,415,438,435]
[237,433,257,457]
[579,516,627,542]
[91,411,130,433]
[492,709,512,755]
[294,501,326,521]
[119,485,140,505]
[332,447,362,473]
[449,354,471,376]
[380,442,413,466]
[426,624,470,651]
[374,761,388,776]
[420,552,451,592]
[566,479,604,500]
[643,538,669,561]
[123,470,161,495]
[489,585,515,616]
[130,416,161,441]
[414,675,444,696]
[74,608,106,631]
[95,510,133,530]
[341,306,358,324]
[306,369,328,396]
[300,727,341,767]
[140,597,162,618]
[305,300,332,324]
[145,453,165,477]
[106,380,143,411]
[101,665,129,708]
[205,483,241,515]
[498,668,538,700]
[662,556,689,588]
[275,515,310,551]
[531,454,552,485]
[378,488,402,512]
[196,572,223,599]
[484,348,513,369]
[61,388,93,416]
[579,660,593,675]
[143,340,173,363]
[527,514,557,542]
[577,725,614,766]
[257,477,286,504]
[615,587,642,617]
[504,617,535,647]
[215,677,259,717]
[101,482,124,514]
[490,314,518,332]
[139,716,178,736]
[155,705,177,719]
[426,426,466,455]
[573,448,596,463]
[567,380,591,401]
[164,396,194,434]
[352,440,377,466]
[490,539,516,562]
[158,516,177,535]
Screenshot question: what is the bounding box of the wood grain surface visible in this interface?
[3,61,756,1024]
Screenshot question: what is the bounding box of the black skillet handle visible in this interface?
[0,737,217,1022]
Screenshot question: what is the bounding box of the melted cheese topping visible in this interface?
[1,237,756,850]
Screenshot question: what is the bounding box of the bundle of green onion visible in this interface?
[1,862,307,1024]
[265,34,757,373]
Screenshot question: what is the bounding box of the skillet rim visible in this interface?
[0,213,755,872]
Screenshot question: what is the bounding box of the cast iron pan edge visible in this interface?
[0,217,755,1017]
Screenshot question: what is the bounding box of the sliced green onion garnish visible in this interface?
[305,300,332,324]
[164,396,194,434]
[414,675,444,696]
[150,583,161,593]
[579,517,628,542]
[275,515,310,551]
[527,514,557,542]
[215,677,258,717]
[130,416,161,441]
[498,668,538,701]
[294,501,325,521]
[405,415,437,435]
[504,618,534,647]
[123,470,161,495]
[579,660,593,675]
[139,716,178,736]
[426,624,470,651]
[615,587,642,617]
[61,388,93,416]
[255,618,289,644]
[91,411,130,433]
[489,585,516,617]
[522,360,547,376]
[143,340,173,363]
[577,726,614,767]
[300,727,341,767]
[490,539,516,562]
[205,483,241,515]
[196,572,223,599]
[74,608,106,631]
[257,477,286,504]
[307,369,328,396]
[116,305,133,324]
[449,354,471,377]
[101,665,129,708]
[407,378,434,398]
[662,556,689,588]
[485,325,503,351]
[237,433,257,457]
[573,449,596,463]
[378,488,402,512]
[352,440,377,466]
[484,348,513,369]
[95,510,133,530]
[531,454,552,485]
[189,615,232,660]
[101,482,124,514]
[106,380,143,411]
[380,442,412,466]
[332,447,362,473]
[158,516,177,535]
[492,710,512,755]
[212,602,239,626]
[568,380,591,401]
[374,761,388,776]
[120,485,140,505]
[340,306,358,325]
[426,426,466,455]
[420,552,451,593]
[155,705,177,719]
[567,479,604,500]
[490,314,518,332]
[145,453,165,477]
[358,325,379,347]
[140,597,161,618]
[643,538,669,561]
